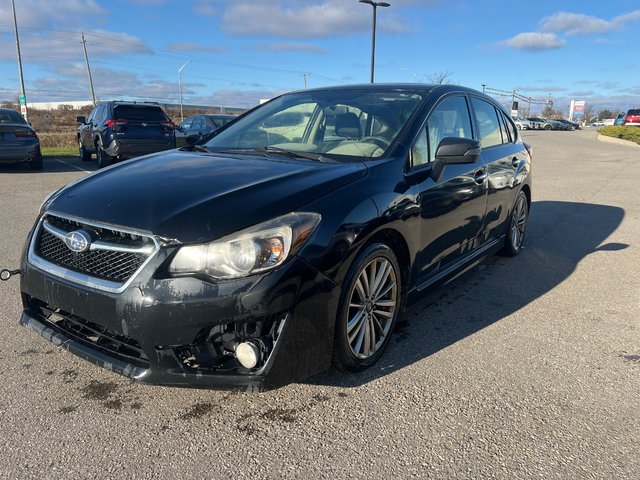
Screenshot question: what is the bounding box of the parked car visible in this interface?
[614,113,625,126]
[512,116,532,130]
[621,109,640,126]
[550,119,570,130]
[77,101,176,168]
[0,108,42,170]
[527,117,555,130]
[175,114,235,147]
[19,84,532,391]
[555,119,580,130]
[525,117,543,130]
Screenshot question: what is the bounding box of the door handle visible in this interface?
[474,169,488,185]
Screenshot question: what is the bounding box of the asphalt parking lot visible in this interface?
[0,129,638,479]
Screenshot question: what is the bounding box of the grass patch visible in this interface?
[598,126,640,145]
[42,146,78,157]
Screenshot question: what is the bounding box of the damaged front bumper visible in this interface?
[20,245,340,392]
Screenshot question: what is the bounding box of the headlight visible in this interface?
[169,212,321,280]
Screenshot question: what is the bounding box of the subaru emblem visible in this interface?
[64,229,92,253]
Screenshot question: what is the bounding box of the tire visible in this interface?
[544,125,552,130]
[501,191,529,257]
[28,151,43,171]
[96,144,112,169]
[79,138,91,161]
[332,243,402,372]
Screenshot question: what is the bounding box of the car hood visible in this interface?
[47,150,367,243]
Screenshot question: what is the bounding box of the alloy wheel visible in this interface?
[346,257,398,359]
[510,194,528,251]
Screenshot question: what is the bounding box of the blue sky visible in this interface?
[0,0,638,113]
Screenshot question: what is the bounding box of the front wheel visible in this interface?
[79,139,91,161]
[501,191,529,257]
[96,144,112,169]
[332,243,402,372]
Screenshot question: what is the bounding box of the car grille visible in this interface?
[34,214,156,284]
[31,299,149,368]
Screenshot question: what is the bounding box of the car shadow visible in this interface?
[307,200,628,389]
[0,156,96,174]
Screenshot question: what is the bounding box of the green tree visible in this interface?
[598,109,615,119]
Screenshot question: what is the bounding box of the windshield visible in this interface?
[204,89,424,160]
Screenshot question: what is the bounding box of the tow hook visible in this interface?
[0,269,21,281]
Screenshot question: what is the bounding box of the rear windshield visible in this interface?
[628,110,640,116]
[0,110,26,124]
[208,116,233,128]
[114,106,168,121]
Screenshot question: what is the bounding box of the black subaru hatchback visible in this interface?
[19,84,532,391]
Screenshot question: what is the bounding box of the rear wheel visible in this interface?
[28,151,43,171]
[501,191,529,257]
[332,243,401,372]
[96,144,112,169]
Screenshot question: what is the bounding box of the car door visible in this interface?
[81,105,99,149]
[469,97,528,243]
[408,94,489,282]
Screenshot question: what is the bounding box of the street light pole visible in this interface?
[11,0,27,121]
[178,59,192,122]
[359,0,390,84]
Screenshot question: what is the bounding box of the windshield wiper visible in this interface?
[254,146,326,162]
[179,144,210,153]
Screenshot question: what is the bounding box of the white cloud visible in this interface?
[0,0,104,29]
[220,0,407,39]
[539,12,611,36]
[539,10,640,36]
[24,64,187,103]
[502,32,565,52]
[0,29,151,63]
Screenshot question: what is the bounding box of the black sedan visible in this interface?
[0,108,42,170]
[175,113,236,147]
[18,84,532,391]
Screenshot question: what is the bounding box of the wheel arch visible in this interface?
[351,227,412,309]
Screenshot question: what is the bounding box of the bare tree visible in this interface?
[426,71,455,85]
[582,105,594,124]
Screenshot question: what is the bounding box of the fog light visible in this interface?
[235,341,260,369]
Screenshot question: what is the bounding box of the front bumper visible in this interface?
[20,244,340,391]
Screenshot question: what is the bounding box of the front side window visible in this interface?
[204,90,424,161]
[471,98,502,148]
[411,95,473,167]
[191,116,205,131]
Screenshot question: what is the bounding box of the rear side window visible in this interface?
[499,111,517,144]
[471,98,502,148]
[115,106,168,121]
[628,110,640,116]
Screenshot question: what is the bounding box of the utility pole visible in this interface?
[302,73,309,89]
[11,0,27,121]
[81,33,96,106]
[482,84,486,93]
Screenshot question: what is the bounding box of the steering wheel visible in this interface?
[360,136,390,149]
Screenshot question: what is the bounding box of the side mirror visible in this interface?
[435,137,481,165]
[76,116,86,124]
[186,134,201,145]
